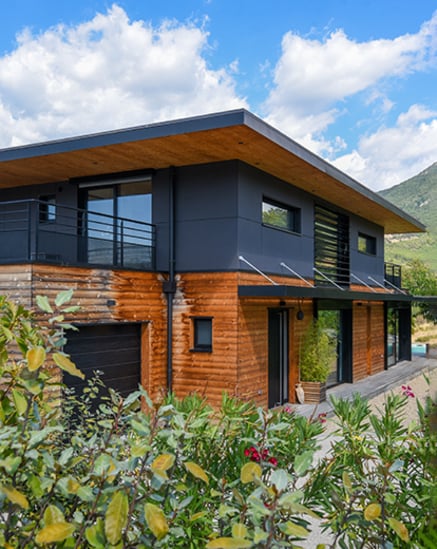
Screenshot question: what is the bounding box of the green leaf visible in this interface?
[144,503,169,540]
[388,517,410,542]
[240,462,262,484]
[1,485,29,509]
[364,503,381,521]
[294,450,313,476]
[35,523,75,544]
[76,485,95,502]
[232,523,248,539]
[55,289,74,307]
[185,461,209,484]
[270,469,289,492]
[206,538,252,548]
[342,471,353,495]
[85,518,106,548]
[12,389,27,415]
[29,426,62,448]
[53,353,85,380]
[281,521,310,538]
[105,491,128,545]
[26,346,46,371]
[0,456,21,475]
[43,505,65,525]
[0,325,14,341]
[278,494,320,518]
[151,453,175,473]
[36,295,53,313]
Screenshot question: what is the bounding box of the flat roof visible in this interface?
[238,284,437,304]
[0,109,424,234]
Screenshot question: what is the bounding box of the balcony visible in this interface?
[0,200,155,270]
[384,262,402,290]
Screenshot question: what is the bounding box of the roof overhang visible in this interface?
[238,284,437,304]
[0,109,424,234]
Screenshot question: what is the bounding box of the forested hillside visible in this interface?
[380,162,437,272]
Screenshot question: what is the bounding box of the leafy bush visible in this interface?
[298,320,337,382]
[0,293,435,548]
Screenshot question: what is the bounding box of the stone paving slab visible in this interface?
[293,355,437,418]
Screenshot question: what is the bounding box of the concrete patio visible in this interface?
[294,352,437,418]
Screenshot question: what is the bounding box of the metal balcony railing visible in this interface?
[384,262,402,290]
[0,199,155,270]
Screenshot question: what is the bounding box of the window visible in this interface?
[262,198,301,233]
[314,205,350,287]
[192,317,213,352]
[39,195,56,223]
[358,233,376,255]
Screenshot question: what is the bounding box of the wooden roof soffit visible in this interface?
[0,109,424,235]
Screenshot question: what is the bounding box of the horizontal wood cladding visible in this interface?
[0,264,168,401]
[0,265,33,306]
[238,271,314,287]
[171,272,240,409]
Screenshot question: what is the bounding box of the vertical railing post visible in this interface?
[119,220,124,267]
[28,201,39,261]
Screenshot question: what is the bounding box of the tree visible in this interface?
[402,259,437,321]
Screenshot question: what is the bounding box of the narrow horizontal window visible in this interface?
[262,198,301,233]
[358,233,376,255]
[191,317,213,352]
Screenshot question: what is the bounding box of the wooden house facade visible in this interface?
[0,110,425,408]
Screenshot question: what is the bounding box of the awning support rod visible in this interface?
[239,256,278,285]
[384,278,407,295]
[368,276,392,292]
[313,268,345,291]
[351,272,377,292]
[280,262,314,287]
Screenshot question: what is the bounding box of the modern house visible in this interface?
[0,109,425,408]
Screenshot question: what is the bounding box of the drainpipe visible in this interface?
[162,166,177,393]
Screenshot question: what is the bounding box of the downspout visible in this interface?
[163,166,177,393]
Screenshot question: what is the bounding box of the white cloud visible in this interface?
[333,105,437,190]
[263,12,437,142]
[0,4,247,147]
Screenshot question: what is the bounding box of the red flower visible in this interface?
[268,457,278,467]
[318,412,327,423]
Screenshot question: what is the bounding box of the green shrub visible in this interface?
[0,293,434,548]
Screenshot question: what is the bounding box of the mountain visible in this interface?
[379,162,437,272]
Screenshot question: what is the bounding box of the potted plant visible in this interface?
[296,319,337,403]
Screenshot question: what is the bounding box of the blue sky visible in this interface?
[0,1,436,190]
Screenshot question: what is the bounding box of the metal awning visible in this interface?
[238,284,437,304]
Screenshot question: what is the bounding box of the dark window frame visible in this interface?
[358,232,377,256]
[191,316,213,352]
[262,197,301,234]
[39,195,57,223]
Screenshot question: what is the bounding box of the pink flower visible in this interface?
[318,412,327,423]
[401,385,415,398]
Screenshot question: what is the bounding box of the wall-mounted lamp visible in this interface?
[107,299,116,307]
[296,299,304,321]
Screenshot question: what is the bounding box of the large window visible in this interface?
[79,177,153,268]
[262,198,301,234]
[358,232,377,255]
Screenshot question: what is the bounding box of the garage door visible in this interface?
[64,323,141,398]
